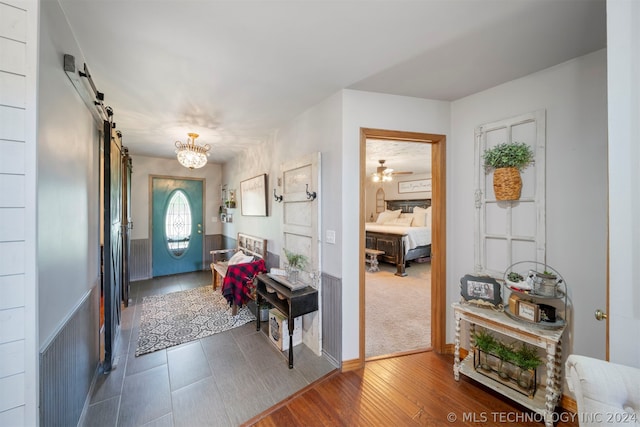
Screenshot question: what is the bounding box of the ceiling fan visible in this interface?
[372,159,412,182]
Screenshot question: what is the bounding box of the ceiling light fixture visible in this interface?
[175,133,210,169]
[371,159,393,182]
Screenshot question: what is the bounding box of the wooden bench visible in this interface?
[210,233,268,291]
[365,248,385,272]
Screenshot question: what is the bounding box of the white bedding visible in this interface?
[365,223,431,254]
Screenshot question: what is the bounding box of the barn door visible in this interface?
[103,124,123,372]
[121,148,132,307]
[281,152,321,354]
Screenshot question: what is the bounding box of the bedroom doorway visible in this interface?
[359,128,446,362]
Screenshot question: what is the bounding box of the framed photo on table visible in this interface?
[240,174,268,216]
[460,274,502,308]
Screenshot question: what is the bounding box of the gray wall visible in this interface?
[449,50,609,360]
[37,0,101,353]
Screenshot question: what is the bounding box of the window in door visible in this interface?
[165,190,192,257]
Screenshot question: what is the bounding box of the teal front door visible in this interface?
[152,177,204,277]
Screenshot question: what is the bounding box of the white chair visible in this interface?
[566,354,640,426]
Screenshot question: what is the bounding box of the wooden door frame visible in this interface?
[359,128,447,362]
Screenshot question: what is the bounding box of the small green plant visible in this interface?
[507,272,524,282]
[473,330,497,353]
[283,248,308,270]
[494,342,516,362]
[513,343,543,370]
[483,142,534,172]
[494,342,516,379]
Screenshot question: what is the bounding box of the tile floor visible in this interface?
[81,271,336,427]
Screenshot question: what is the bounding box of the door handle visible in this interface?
[594,309,608,321]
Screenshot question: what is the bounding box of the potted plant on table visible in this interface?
[483,142,534,201]
[473,329,497,371]
[533,270,559,297]
[513,343,543,391]
[283,249,308,283]
[494,342,516,379]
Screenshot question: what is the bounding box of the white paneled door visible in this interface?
[281,152,321,355]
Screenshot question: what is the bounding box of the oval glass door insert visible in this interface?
[165,190,192,257]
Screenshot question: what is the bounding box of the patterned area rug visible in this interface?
[135,286,255,356]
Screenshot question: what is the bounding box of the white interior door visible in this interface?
[281,152,321,354]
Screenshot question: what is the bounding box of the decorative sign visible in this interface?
[398,178,431,194]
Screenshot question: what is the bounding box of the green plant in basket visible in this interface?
[483,142,534,201]
[483,142,534,172]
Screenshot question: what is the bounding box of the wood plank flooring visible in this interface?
[244,351,579,427]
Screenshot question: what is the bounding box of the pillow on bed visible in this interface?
[376,209,401,224]
[228,251,254,265]
[412,206,432,227]
[385,216,414,226]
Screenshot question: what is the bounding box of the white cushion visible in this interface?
[376,209,401,224]
[228,251,254,265]
[413,206,432,227]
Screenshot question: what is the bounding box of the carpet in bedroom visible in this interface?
[135,286,255,356]
[365,261,431,358]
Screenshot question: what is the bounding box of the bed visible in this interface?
[365,199,431,276]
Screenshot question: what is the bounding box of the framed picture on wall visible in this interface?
[398,178,431,193]
[240,174,268,216]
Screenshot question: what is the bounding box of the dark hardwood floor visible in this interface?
[244,351,578,427]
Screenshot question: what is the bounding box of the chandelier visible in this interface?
[175,133,210,169]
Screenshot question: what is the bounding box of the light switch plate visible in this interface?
[326,230,336,244]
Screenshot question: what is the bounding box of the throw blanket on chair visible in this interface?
[222,259,267,308]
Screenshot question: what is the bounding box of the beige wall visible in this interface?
[129,155,223,240]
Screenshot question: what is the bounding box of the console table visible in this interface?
[255,273,318,368]
[452,302,565,427]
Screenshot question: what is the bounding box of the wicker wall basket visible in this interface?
[493,167,522,201]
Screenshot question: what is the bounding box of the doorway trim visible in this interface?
[359,128,447,363]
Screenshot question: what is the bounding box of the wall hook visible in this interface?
[306,184,317,201]
[273,188,283,203]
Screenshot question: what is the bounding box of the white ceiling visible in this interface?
[366,139,431,176]
[58,0,606,167]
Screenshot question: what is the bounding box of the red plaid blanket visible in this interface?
[221,259,267,308]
